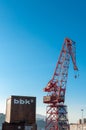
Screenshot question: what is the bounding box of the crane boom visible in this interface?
[43,38,78,130]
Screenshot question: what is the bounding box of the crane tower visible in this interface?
[43,38,78,130]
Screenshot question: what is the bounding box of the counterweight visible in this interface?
[43,38,78,130]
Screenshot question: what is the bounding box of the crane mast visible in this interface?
[43,38,78,130]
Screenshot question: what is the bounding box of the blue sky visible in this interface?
[0,0,86,123]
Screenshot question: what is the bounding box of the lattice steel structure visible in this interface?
[43,38,78,130]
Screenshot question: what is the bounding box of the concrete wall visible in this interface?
[70,123,86,130]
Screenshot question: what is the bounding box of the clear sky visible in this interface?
[0,0,86,123]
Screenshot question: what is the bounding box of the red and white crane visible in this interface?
[43,38,78,130]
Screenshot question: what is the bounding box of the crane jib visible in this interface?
[43,38,78,130]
